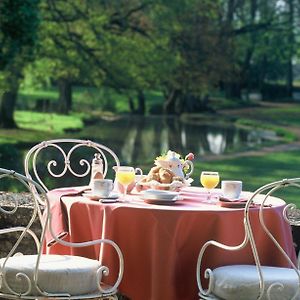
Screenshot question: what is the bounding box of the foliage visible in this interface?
[220,0,300,96]
[150,0,231,113]
[26,1,162,95]
[0,0,40,129]
[0,0,40,71]
[2,0,300,119]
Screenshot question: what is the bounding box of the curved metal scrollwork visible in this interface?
[24,139,120,224]
[24,139,120,192]
[197,177,300,300]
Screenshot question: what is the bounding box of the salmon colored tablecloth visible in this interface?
[44,186,297,300]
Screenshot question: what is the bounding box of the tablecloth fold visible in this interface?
[44,186,89,247]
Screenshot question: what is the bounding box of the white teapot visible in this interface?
[154,150,194,179]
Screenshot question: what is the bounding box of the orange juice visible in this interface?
[116,171,135,186]
[200,173,219,189]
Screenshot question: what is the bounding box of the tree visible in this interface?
[0,0,40,128]
[150,0,230,114]
[220,0,300,99]
[29,0,159,115]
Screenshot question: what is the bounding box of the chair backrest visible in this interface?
[197,178,300,300]
[24,139,120,192]
[0,168,47,292]
[0,168,124,297]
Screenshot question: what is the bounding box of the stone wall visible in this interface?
[0,192,42,257]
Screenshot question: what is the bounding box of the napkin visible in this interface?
[43,186,89,247]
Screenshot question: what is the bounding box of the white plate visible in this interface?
[141,189,179,202]
[83,191,119,201]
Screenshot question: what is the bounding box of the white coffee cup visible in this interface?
[92,179,113,197]
[221,180,242,200]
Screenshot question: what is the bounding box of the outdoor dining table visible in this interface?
[44,186,297,300]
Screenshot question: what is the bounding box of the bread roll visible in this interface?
[158,168,174,184]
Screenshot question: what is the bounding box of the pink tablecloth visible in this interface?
[44,187,297,300]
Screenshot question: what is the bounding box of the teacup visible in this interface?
[221,180,242,200]
[92,179,113,198]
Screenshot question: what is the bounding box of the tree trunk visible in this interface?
[0,90,18,128]
[240,0,257,91]
[58,78,72,114]
[136,90,145,115]
[286,0,294,97]
[128,95,135,113]
[163,89,181,114]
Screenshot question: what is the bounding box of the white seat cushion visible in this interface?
[0,254,102,296]
[211,265,300,300]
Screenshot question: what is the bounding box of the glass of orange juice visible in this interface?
[200,171,220,203]
[116,166,136,201]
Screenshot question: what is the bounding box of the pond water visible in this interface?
[0,115,279,190]
[80,115,278,164]
[0,115,278,175]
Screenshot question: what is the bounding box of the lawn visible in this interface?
[196,150,300,205]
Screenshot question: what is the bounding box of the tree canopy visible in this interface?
[0,0,300,127]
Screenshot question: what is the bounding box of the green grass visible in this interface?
[194,150,300,205]
[236,119,297,142]
[228,104,300,127]
[0,111,84,144]
[15,111,83,133]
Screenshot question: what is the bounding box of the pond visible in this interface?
[0,115,279,175]
[79,115,278,164]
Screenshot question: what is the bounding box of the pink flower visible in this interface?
[185,153,194,161]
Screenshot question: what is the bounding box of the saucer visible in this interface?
[218,197,248,208]
[219,196,244,202]
[100,197,119,203]
[83,191,119,201]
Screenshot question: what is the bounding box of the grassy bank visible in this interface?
[196,150,300,204]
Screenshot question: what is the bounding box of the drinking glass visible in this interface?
[116,166,136,201]
[200,171,220,203]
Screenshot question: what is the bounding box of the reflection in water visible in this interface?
[207,133,226,154]
[88,116,277,165]
[121,127,138,164]
[1,116,278,177]
[160,127,169,154]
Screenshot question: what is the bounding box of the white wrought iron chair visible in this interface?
[0,168,124,299]
[196,178,300,300]
[24,139,120,221]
